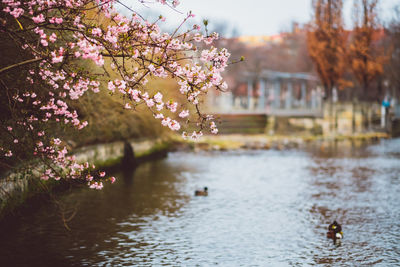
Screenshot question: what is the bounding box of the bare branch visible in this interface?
[0,58,42,75]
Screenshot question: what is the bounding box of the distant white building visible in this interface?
[207,69,323,117]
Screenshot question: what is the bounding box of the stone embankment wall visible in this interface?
[73,138,162,167]
[0,138,166,218]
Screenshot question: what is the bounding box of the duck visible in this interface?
[195,187,208,196]
[327,220,343,243]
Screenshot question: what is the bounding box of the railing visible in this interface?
[206,96,323,118]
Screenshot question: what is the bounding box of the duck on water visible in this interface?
[327,221,343,244]
[195,187,208,196]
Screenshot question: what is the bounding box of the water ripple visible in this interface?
[1,140,400,266]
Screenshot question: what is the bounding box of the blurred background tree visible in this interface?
[385,5,400,103]
[347,0,387,129]
[307,0,346,131]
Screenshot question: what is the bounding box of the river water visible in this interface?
[1,139,400,266]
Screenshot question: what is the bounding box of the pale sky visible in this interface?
[121,0,399,36]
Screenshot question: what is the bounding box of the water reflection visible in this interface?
[305,139,400,265]
[0,139,399,266]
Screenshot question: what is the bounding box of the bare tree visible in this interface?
[385,5,400,100]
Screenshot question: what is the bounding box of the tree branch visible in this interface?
[0,58,43,75]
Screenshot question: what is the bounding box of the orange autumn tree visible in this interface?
[307,0,346,130]
[348,0,387,129]
[348,0,386,100]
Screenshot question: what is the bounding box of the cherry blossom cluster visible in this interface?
[1,0,230,188]
[34,138,114,189]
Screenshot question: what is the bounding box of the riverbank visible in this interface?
[170,132,390,152]
[0,138,172,221]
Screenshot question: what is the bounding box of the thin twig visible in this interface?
[0,58,43,75]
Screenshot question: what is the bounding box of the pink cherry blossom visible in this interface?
[1,0,230,189]
[179,110,189,118]
[168,120,181,131]
[32,14,45,23]
[10,8,23,18]
[154,92,163,103]
[166,101,178,113]
[49,33,57,43]
[92,28,102,37]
